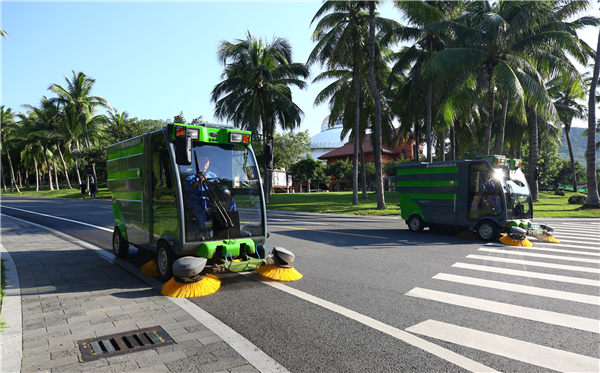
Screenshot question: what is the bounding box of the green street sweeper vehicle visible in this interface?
[106,123,301,285]
[394,155,556,244]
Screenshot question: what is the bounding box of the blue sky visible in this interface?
[2,1,598,137]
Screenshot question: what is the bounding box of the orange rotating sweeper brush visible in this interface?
[140,260,159,276]
[160,257,221,297]
[499,234,533,247]
[256,247,303,282]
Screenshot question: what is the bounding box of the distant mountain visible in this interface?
[558,127,599,166]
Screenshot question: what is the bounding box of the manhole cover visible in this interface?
[77,326,174,361]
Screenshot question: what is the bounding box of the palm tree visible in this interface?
[0,28,7,39]
[1,106,21,192]
[49,71,109,185]
[586,28,600,207]
[309,1,371,205]
[211,32,308,202]
[548,74,586,192]
[368,0,385,209]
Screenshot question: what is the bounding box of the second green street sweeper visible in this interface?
[394,155,558,246]
[106,123,302,297]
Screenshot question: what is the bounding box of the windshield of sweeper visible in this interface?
[505,168,531,218]
[178,144,264,242]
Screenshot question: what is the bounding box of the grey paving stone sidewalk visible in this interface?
[1,217,259,373]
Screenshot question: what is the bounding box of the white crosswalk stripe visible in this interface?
[402,223,600,370]
[406,320,600,372]
[466,254,600,273]
[451,262,600,287]
[477,247,600,264]
[432,273,600,305]
[405,287,600,333]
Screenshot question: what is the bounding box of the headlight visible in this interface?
[230,132,250,144]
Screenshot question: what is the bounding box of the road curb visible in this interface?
[0,243,23,373]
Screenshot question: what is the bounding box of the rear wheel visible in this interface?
[477,220,499,241]
[156,241,174,281]
[112,227,129,259]
[407,215,425,232]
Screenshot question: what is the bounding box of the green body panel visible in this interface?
[396,180,458,187]
[399,194,424,221]
[196,238,255,259]
[396,166,458,175]
[107,143,144,160]
[112,199,128,241]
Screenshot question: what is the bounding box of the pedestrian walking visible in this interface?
[79,182,87,199]
[90,181,97,200]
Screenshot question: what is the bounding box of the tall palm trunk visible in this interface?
[585,29,600,207]
[360,141,367,198]
[25,169,29,190]
[494,97,509,155]
[450,124,456,160]
[564,124,578,192]
[34,156,40,191]
[72,143,83,185]
[414,122,420,161]
[57,141,72,189]
[529,110,539,201]
[6,150,20,192]
[439,132,445,161]
[41,144,54,190]
[53,159,60,190]
[368,1,385,209]
[352,62,360,205]
[78,108,98,185]
[1,161,7,192]
[426,80,433,162]
[485,71,495,155]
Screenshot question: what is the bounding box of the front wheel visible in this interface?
[477,220,499,241]
[156,241,174,281]
[112,227,129,259]
[407,215,425,232]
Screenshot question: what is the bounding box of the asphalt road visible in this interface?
[2,196,599,372]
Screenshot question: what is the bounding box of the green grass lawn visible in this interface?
[0,187,111,199]
[2,187,598,218]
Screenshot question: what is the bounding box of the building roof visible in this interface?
[318,134,400,159]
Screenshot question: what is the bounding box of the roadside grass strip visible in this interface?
[451,263,600,287]
[405,287,600,333]
[432,273,600,305]
[405,320,600,372]
[466,255,600,274]
[254,277,497,373]
[477,248,600,264]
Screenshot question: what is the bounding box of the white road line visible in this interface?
[433,273,600,305]
[451,262,600,287]
[255,279,497,373]
[406,320,600,372]
[535,242,600,251]
[405,287,600,333]
[478,247,600,264]
[467,254,600,274]
[500,245,600,257]
[1,214,289,373]
[550,238,600,247]
[553,232,600,241]
[553,226,600,235]
[0,205,113,232]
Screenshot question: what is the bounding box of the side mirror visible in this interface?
[175,136,192,165]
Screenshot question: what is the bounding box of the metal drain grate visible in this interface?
[78,326,174,361]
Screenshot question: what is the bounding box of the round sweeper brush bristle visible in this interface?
[540,234,560,243]
[256,265,303,282]
[161,274,221,298]
[140,260,159,277]
[499,234,533,247]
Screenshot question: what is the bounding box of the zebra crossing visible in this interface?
[404,220,600,372]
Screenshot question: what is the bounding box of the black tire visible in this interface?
[156,241,174,281]
[407,215,425,232]
[477,220,499,241]
[112,227,129,259]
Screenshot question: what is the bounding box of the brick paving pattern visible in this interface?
[1,218,259,373]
